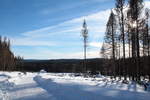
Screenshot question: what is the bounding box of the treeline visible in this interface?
[100,0,150,81]
[21,59,103,73]
[0,36,23,71]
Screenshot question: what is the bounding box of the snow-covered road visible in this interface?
[0,72,150,100]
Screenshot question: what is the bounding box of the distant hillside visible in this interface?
[22,58,104,73]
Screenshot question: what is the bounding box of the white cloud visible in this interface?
[23,9,110,38]
[89,42,103,48]
[145,0,150,9]
[11,37,56,46]
[11,9,110,48]
[20,49,101,59]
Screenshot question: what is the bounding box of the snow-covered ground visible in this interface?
[0,71,149,100]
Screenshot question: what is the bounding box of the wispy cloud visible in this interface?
[9,9,111,59]
[39,0,111,15]
[145,0,150,9]
[26,9,110,36]
[16,48,101,59]
[11,9,110,47]
[11,37,56,46]
[89,42,103,48]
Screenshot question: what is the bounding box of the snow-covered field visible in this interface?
[0,71,149,100]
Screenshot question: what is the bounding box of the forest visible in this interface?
[0,36,23,71]
[100,0,150,81]
[22,59,103,73]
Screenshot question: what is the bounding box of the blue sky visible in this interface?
[0,0,150,59]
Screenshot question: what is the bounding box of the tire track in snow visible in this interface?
[0,74,14,100]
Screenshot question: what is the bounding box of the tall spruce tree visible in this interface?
[103,10,118,77]
[115,0,127,80]
[81,19,88,74]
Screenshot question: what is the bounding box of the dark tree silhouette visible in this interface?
[115,0,127,80]
[100,0,150,82]
[102,10,118,78]
[0,36,23,71]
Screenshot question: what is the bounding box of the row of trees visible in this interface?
[101,0,150,81]
[0,36,23,71]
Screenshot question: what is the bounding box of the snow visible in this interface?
[39,69,47,73]
[0,72,149,100]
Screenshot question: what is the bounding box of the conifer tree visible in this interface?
[102,11,118,77]
[81,19,88,74]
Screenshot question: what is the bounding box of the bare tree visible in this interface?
[145,8,150,56]
[128,0,144,81]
